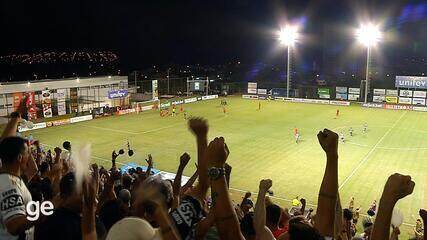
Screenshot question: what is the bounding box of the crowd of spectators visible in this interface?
[0,99,426,240]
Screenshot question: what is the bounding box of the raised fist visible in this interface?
[259,179,273,192]
[206,137,229,167]
[188,118,209,137]
[383,173,415,203]
[317,129,338,155]
[419,209,427,221]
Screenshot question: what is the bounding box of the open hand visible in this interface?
[383,173,415,204]
[317,129,338,156]
[188,118,209,137]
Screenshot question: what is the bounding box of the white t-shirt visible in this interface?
[0,173,33,240]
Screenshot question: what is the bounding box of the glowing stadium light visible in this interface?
[108,76,112,79]
[278,25,299,46]
[355,23,382,103]
[76,78,80,83]
[278,24,300,98]
[356,24,382,47]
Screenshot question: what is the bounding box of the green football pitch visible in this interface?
[29,96,427,237]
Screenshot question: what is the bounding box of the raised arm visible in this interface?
[181,163,198,193]
[371,173,414,240]
[419,209,427,240]
[254,179,276,240]
[172,153,190,209]
[314,129,339,237]
[2,96,27,139]
[206,137,244,240]
[188,118,209,201]
[81,164,99,240]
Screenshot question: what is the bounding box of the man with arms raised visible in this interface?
[0,112,36,240]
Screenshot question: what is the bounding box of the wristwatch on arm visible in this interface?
[208,167,225,181]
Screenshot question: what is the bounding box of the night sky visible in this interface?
[1,0,426,70]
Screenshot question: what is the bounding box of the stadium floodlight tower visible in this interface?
[356,23,382,103]
[279,25,299,98]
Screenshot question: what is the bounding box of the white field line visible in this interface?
[338,111,407,190]
[79,124,138,135]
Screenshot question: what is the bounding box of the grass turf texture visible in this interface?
[29,96,427,238]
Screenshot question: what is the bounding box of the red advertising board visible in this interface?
[25,92,37,120]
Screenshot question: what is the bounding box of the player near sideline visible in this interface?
[294,127,300,143]
[336,109,340,118]
[340,131,345,143]
[258,101,261,111]
[363,122,368,133]
[349,127,353,137]
[172,104,176,116]
[222,106,227,114]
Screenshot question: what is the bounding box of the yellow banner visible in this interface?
[386,96,398,104]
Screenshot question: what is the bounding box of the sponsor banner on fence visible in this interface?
[412,98,426,105]
[257,89,267,95]
[18,122,47,132]
[373,89,386,96]
[46,119,71,127]
[160,102,171,108]
[201,95,218,100]
[413,91,427,98]
[70,115,93,123]
[70,88,78,112]
[117,108,136,116]
[386,89,398,96]
[57,89,67,116]
[349,88,360,94]
[329,101,350,106]
[184,97,198,103]
[57,102,66,116]
[25,92,37,120]
[395,76,427,89]
[42,90,53,118]
[242,95,259,99]
[399,97,412,105]
[373,95,385,103]
[13,92,23,111]
[108,89,128,99]
[385,104,413,110]
[140,105,154,111]
[172,100,184,105]
[335,93,348,100]
[336,87,348,94]
[362,103,384,108]
[385,96,398,104]
[400,90,413,97]
[413,106,427,112]
[152,80,159,100]
[248,82,257,94]
[318,88,330,99]
[348,94,360,101]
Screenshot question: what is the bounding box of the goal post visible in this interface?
[186,77,209,96]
